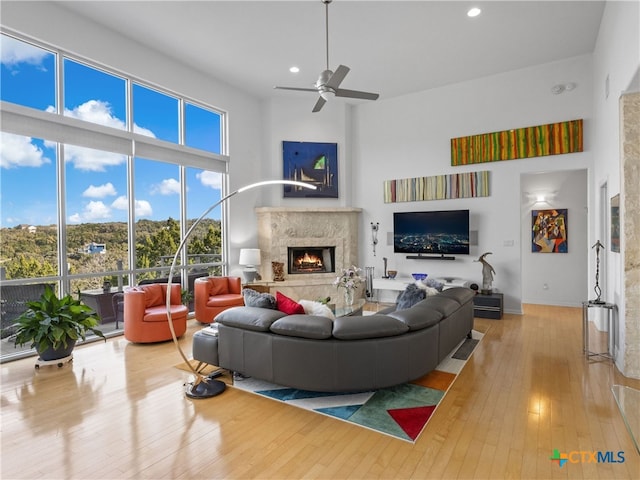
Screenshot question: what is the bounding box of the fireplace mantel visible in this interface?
[255,207,362,299]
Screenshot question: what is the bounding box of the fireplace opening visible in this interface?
[288,247,335,275]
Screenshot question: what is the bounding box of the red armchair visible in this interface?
[194,276,244,324]
[123,283,188,343]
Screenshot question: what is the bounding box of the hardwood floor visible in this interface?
[1,304,639,479]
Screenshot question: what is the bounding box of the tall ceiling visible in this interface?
[56,0,605,103]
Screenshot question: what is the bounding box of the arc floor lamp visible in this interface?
[166,180,316,398]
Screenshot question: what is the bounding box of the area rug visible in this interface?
[230,329,484,443]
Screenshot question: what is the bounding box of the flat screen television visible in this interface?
[393,209,470,256]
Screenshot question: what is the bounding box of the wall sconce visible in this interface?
[371,222,379,256]
[239,248,261,283]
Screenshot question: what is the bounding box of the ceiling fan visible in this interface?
[274,0,379,112]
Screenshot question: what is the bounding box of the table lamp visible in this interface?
[239,248,261,283]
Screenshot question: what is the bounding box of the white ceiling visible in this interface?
[56,0,605,104]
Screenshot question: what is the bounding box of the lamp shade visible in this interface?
[239,248,261,267]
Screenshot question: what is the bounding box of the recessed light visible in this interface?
[289,66,300,73]
[467,7,481,17]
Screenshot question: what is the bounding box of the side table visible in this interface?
[80,288,118,325]
[582,301,616,359]
[473,293,503,319]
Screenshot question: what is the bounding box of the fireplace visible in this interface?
[288,247,335,275]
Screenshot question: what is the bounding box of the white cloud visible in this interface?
[152,178,181,195]
[134,199,153,217]
[1,35,50,68]
[197,170,222,190]
[111,196,152,217]
[67,201,112,223]
[111,195,128,210]
[83,183,117,198]
[0,132,52,169]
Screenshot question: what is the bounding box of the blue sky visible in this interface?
[1,34,223,227]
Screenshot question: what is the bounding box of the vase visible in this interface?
[344,289,354,306]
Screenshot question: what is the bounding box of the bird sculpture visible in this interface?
[476,252,496,293]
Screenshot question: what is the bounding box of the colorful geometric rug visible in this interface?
[231,330,484,443]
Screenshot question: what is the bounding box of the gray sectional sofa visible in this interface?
[207,287,475,392]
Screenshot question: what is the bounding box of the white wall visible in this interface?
[521,170,588,306]
[591,0,640,375]
[351,56,594,313]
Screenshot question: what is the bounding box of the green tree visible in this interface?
[6,254,56,279]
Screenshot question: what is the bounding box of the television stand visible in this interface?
[406,254,455,261]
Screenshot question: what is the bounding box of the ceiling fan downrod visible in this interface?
[323,0,332,71]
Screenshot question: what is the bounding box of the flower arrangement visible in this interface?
[333,265,364,292]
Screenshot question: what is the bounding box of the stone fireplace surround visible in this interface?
[255,207,362,301]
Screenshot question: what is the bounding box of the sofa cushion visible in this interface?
[299,299,336,320]
[242,288,276,309]
[270,315,333,339]
[412,296,460,317]
[388,306,443,331]
[276,292,305,314]
[438,287,475,305]
[215,306,287,331]
[332,315,409,340]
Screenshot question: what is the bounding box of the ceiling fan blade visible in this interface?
[335,88,380,100]
[325,65,350,89]
[274,86,318,93]
[312,96,326,112]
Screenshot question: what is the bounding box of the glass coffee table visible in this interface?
[332,298,366,317]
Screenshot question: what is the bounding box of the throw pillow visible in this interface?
[396,283,426,310]
[414,278,445,292]
[242,288,276,309]
[299,299,336,320]
[276,291,305,315]
[424,277,445,291]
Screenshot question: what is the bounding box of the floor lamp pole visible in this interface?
[166,180,316,398]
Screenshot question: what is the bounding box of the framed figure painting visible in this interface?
[531,209,568,253]
[282,141,338,198]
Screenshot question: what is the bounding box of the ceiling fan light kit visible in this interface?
[274,0,379,112]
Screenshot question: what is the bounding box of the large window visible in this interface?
[0,32,229,360]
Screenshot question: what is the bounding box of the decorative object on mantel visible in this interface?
[382,257,389,278]
[475,252,495,294]
[334,265,363,306]
[371,222,379,256]
[532,209,568,253]
[590,240,605,304]
[282,141,338,198]
[383,171,489,203]
[450,119,583,166]
[272,261,285,282]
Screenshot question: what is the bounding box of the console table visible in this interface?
[582,301,616,359]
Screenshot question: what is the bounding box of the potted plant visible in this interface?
[12,285,106,361]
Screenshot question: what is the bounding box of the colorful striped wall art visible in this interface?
[450,119,583,166]
[383,170,490,203]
